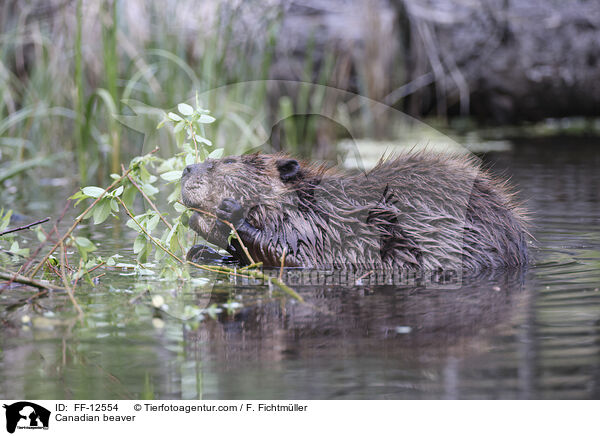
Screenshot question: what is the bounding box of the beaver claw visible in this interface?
[216,197,245,230]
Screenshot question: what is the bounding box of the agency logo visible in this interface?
[2,402,50,434]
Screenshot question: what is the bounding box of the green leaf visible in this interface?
[126,217,140,232]
[75,237,95,249]
[196,135,212,146]
[208,148,224,159]
[168,112,183,122]
[0,209,12,232]
[160,171,182,182]
[178,103,194,116]
[110,198,119,213]
[184,154,195,166]
[82,208,94,220]
[147,213,160,232]
[113,186,124,197]
[126,213,150,232]
[137,242,151,263]
[198,114,216,124]
[9,241,29,257]
[167,181,181,203]
[68,191,86,201]
[154,246,166,261]
[82,186,106,198]
[174,202,187,213]
[74,236,97,261]
[133,234,146,254]
[165,222,179,252]
[140,182,159,197]
[35,226,47,243]
[93,199,112,224]
[122,185,137,209]
[173,121,185,134]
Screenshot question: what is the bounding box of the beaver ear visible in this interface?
[276,159,300,182]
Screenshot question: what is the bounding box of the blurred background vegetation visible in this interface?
[1,0,599,191]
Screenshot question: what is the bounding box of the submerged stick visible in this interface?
[0,270,68,292]
[186,261,304,303]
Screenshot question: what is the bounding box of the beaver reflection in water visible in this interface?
[180,153,529,271]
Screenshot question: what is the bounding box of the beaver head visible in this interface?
[180,154,314,247]
[181,154,308,210]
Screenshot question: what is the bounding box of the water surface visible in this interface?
[1,136,599,399]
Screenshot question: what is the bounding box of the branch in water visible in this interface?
[0,217,50,236]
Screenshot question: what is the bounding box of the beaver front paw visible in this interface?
[216,197,245,231]
[186,244,237,265]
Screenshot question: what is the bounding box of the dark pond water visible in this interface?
[1,136,600,399]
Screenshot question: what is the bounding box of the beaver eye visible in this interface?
[223,157,236,164]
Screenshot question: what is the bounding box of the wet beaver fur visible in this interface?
[181,153,529,271]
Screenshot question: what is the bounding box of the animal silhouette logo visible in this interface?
[2,402,50,434]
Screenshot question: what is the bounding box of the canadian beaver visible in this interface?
[181,153,529,271]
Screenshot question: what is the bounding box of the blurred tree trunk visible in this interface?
[393,0,600,123]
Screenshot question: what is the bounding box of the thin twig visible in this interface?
[87,261,105,273]
[72,259,84,288]
[239,262,263,271]
[22,200,71,275]
[279,247,287,281]
[26,289,49,303]
[116,197,185,264]
[0,217,50,236]
[91,273,105,281]
[0,264,25,291]
[126,172,172,230]
[44,260,63,280]
[186,261,253,279]
[124,166,184,254]
[129,288,149,304]
[188,120,200,163]
[355,270,374,284]
[245,268,304,303]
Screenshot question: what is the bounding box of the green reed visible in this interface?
[0,1,358,190]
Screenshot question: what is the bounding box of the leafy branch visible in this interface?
[1,99,301,316]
